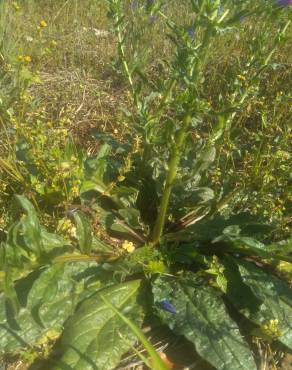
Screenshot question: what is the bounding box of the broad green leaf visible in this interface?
[80,179,107,195]
[40,228,69,251]
[0,262,97,354]
[152,275,257,370]
[100,295,168,370]
[53,280,144,370]
[195,146,216,173]
[109,217,145,243]
[118,208,141,229]
[237,260,292,349]
[91,237,114,254]
[222,257,262,319]
[267,238,292,256]
[74,211,93,254]
[166,212,271,243]
[214,233,292,263]
[15,195,42,256]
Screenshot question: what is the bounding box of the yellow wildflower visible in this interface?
[18,55,31,63]
[237,74,246,81]
[121,240,135,253]
[50,40,58,47]
[23,55,32,63]
[12,2,20,11]
[39,20,47,28]
[261,319,282,340]
[117,175,125,182]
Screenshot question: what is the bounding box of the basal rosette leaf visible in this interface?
[0,262,97,354]
[152,275,257,370]
[53,280,144,370]
[237,260,292,349]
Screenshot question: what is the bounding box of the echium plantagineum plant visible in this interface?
[0,1,292,370]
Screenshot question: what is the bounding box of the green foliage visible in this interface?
[0,262,98,354]
[53,280,144,370]
[153,274,257,370]
[0,1,292,369]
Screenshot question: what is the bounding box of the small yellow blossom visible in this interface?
[18,55,31,63]
[237,74,246,81]
[12,2,20,11]
[261,319,282,341]
[121,240,135,253]
[50,40,58,47]
[117,175,125,182]
[39,20,47,28]
[71,186,79,196]
[23,55,32,63]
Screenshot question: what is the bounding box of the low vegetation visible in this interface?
[0,1,291,369]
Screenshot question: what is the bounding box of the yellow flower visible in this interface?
[237,74,246,81]
[23,55,32,63]
[117,175,125,182]
[261,319,282,340]
[50,40,58,47]
[121,240,135,253]
[39,20,47,28]
[18,55,31,63]
[12,2,20,11]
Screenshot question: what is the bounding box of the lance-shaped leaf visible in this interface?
[152,275,257,370]
[0,262,97,354]
[15,195,42,256]
[74,211,93,254]
[237,260,292,350]
[53,280,144,370]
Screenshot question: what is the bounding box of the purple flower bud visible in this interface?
[131,1,139,10]
[277,0,292,6]
[187,27,195,39]
[160,299,177,314]
[218,4,223,16]
[149,15,158,24]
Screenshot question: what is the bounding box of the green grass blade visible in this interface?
[100,294,168,370]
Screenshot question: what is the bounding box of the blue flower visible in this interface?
[131,1,139,10]
[160,299,177,314]
[277,0,292,6]
[187,27,195,39]
[149,15,158,24]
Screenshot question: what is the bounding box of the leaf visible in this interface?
[91,237,114,254]
[194,146,216,173]
[15,195,42,256]
[152,275,257,370]
[53,280,144,370]
[215,233,292,263]
[40,228,69,251]
[166,212,269,243]
[100,295,168,370]
[237,260,292,349]
[222,257,262,319]
[80,179,107,195]
[0,262,97,354]
[118,208,141,229]
[74,211,93,254]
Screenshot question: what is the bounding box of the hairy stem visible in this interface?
[151,112,192,245]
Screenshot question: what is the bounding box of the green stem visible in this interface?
[114,10,138,108]
[151,113,192,245]
[151,24,213,246]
